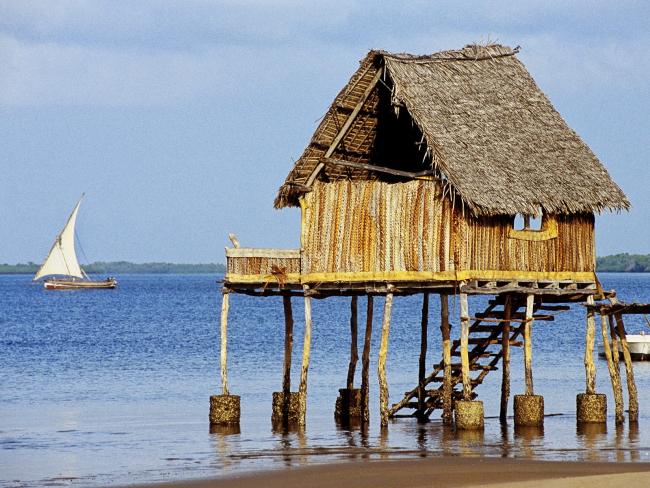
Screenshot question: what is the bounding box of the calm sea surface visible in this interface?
[2,273,650,487]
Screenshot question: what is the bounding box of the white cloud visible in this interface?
[0,1,647,107]
[0,35,227,106]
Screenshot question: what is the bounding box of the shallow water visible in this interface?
[1,273,650,487]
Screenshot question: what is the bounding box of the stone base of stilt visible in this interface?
[334,388,361,422]
[209,423,241,435]
[209,394,240,425]
[577,393,607,423]
[454,400,484,430]
[271,391,302,424]
[514,394,544,426]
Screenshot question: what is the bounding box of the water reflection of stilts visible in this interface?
[416,425,428,457]
[209,424,241,472]
[438,423,455,456]
[356,423,371,460]
[577,423,607,462]
[297,426,307,466]
[615,423,625,462]
[271,422,307,467]
[514,425,544,459]
[500,423,511,458]
[335,421,361,461]
[455,426,484,455]
[629,422,640,462]
[379,426,389,460]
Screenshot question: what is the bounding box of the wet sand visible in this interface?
[128,457,650,488]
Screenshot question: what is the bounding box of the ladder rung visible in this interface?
[430,376,457,382]
[452,351,498,357]
[536,304,570,311]
[475,312,555,321]
[471,325,501,333]
[453,338,522,346]
[430,374,486,383]
[450,364,499,372]
[424,390,443,396]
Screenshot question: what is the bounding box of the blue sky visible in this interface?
[1,1,648,263]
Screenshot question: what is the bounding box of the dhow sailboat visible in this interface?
[33,195,116,290]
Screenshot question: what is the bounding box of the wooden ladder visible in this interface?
[389,297,557,420]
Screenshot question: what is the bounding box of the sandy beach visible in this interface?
[128,457,650,488]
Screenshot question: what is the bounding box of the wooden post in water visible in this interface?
[584,295,597,395]
[499,295,512,423]
[282,295,294,419]
[417,293,429,415]
[440,294,452,425]
[298,285,313,425]
[524,294,535,396]
[514,294,544,427]
[360,296,374,424]
[610,297,639,422]
[608,315,621,374]
[220,290,230,396]
[600,313,624,424]
[459,293,471,401]
[378,289,394,426]
[347,296,359,390]
[576,295,606,424]
[209,288,240,426]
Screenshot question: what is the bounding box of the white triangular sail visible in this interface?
[34,196,85,281]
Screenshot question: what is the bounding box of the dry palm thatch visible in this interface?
[274,44,629,217]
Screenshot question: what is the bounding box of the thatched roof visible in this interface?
[275,44,629,216]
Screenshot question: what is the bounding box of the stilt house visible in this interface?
[212,44,636,430]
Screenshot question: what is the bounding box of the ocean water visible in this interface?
[1,273,650,487]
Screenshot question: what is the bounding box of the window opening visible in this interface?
[513,213,543,231]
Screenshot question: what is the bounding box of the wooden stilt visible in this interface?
[347,296,359,390]
[459,293,471,401]
[608,315,621,374]
[282,295,294,419]
[610,297,639,422]
[298,285,313,425]
[499,295,512,423]
[378,289,394,426]
[417,293,429,414]
[220,290,230,396]
[584,295,597,395]
[360,296,373,424]
[440,294,452,424]
[600,313,624,424]
[524,294,535,396]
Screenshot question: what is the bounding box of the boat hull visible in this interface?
[43,278,117,290]
[599,334,650,361]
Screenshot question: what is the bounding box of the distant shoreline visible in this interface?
[596,253,650,272]
[2,253,648,274]
[0,261,225,274]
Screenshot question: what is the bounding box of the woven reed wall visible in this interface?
[227,256,300,276]
[456,213,595,272]
[302,181,595,277]
[302,180,451,274]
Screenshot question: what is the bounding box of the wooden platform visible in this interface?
[224,247,598,300]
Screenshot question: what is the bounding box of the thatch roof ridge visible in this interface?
[380,43,519,62]
[275,44,630,215]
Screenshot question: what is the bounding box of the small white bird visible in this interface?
[228,233,240,248]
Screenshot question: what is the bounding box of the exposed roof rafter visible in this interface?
[274,44,629,216]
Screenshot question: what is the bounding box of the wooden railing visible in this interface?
[225,248,301,285]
